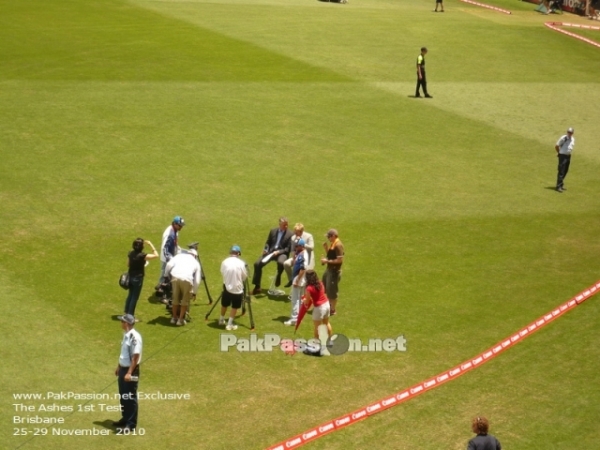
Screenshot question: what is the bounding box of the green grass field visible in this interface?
[1,0,599,449]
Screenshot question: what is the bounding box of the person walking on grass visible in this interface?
[415,47,433,99]
[555,127,575,193]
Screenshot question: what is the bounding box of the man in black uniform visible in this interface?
[415,47,432,98]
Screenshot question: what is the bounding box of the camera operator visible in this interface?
[164,248,200,326]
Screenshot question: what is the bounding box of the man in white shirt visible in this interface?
[283,223,314,288]
[555,127,575,193]
[164,248,201,326]
[219,245,248,331]
[114,314,142,432]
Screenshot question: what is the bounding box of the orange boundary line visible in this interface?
[266,281,600,450]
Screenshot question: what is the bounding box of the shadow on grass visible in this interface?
[266,293,290,302]
[93,420,118,432]
[272,315,290,324]
[145,316,173,327]
[205,319,224,329]
[146,293,163,305]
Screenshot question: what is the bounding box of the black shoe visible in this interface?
[425,94,433,98]
[275,274,281,287]
[252,287,262,295]
[112,420,126,427]
[284,281,293,288]
[415,94,421,98]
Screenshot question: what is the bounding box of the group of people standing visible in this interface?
[250,218,344,335]
[113,216,345,431]
[121,215,345,330]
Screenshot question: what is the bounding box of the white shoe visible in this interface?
[176,319,186,326]
[218,319,226,326]
[226,324,238,331]
[170,317,177,324]
[284,320,297,326]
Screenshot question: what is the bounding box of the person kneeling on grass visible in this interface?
[302,270,332,342]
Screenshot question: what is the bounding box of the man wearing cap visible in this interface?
[252,217,293,295]
[157,216,185,288]
[164,248,201,326]
[113,314,142,432]
[555,127,575,193]
[283,223,315,288]
[219,245,248,331]
[284,239,309,326]
[321,229,344,316]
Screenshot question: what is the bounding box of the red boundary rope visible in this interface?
[266,281,600,450]
[545,22,600,48]
[460,0,512,14]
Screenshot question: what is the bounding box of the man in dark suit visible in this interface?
[252,217,293,295]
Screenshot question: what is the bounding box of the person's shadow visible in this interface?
[93,420,116,432]
[145,316,174,327]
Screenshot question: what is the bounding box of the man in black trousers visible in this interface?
[252,217,293,295]
[555,127,575,193]
[415,47,432,99]
[113,314,142,432]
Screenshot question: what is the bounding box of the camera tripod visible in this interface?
[187,242,216,305]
